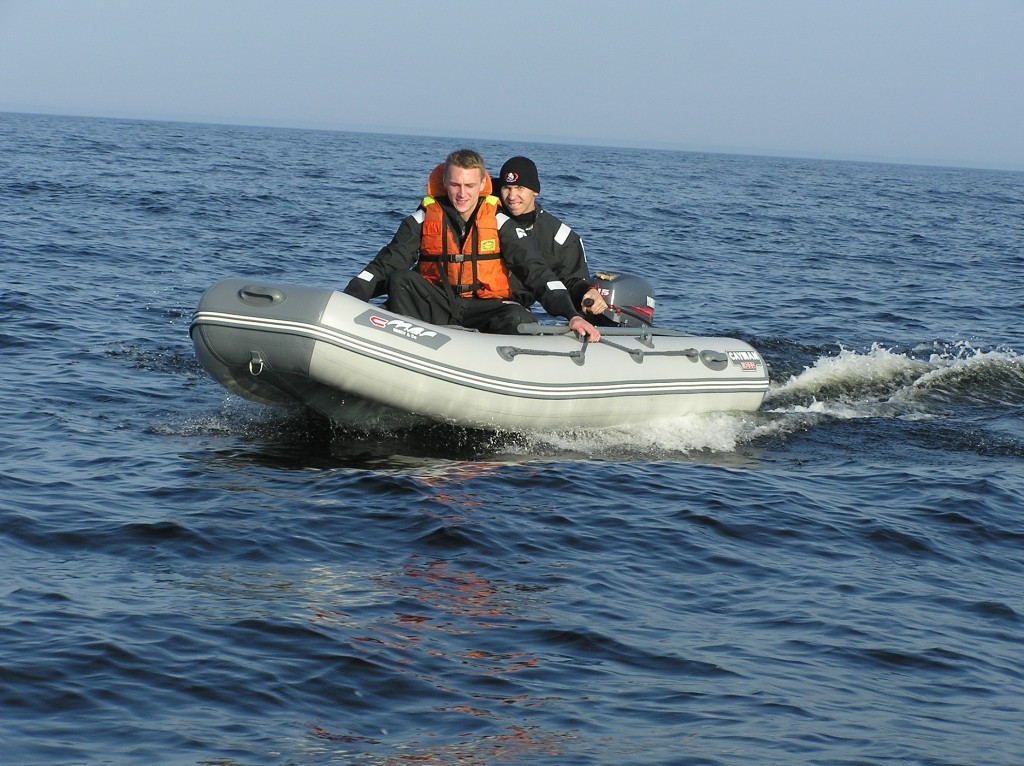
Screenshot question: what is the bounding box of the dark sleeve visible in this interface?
[498,216,580,321]
[550,224,593,308]
[343,212,422,300]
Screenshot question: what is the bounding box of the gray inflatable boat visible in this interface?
[190,278,769,431]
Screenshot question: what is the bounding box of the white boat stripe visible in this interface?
[190,311,768,400]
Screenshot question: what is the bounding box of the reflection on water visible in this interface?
[305,720,574,765]
[297,552,573,763]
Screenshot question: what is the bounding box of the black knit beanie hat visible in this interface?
[497,156,541,193]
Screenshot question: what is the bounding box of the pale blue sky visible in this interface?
[1,0,1022,169]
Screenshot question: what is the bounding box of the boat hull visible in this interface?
[190,279,770,431]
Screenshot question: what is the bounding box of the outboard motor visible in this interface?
[590,272,656,327]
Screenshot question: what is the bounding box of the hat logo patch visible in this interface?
[503,172,520,183]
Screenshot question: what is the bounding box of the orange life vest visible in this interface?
[416,164,512,300]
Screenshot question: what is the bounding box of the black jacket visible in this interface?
[344,197,580,320]
[504,207,592,309]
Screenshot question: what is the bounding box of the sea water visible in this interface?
[2,112,1023,765]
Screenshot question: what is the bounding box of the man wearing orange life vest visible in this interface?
[343,149,601,340]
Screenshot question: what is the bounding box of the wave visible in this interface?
[167,341,1024,466]
[766,341,1024,413]
[509,342,1024,460]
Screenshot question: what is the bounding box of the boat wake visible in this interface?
[173,341,1024,465]
[508,341,1024,460]
[765,341,1024,414]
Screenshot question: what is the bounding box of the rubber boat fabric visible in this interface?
[190,279,770,432]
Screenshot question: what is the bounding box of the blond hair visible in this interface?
[444,149,486,177]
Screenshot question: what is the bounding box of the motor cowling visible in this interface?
[590,272,656,327]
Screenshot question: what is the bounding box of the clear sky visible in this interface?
[2,0,1022,170]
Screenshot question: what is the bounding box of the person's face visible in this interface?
[445,165,486,219]
[500,184,537,217]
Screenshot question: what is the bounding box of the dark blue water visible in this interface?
[3,112,1023,765]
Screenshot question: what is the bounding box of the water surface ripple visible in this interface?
[2,112,1023,765]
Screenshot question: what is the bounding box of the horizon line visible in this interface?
[3,107,1021,174]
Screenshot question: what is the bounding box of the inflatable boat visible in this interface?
[190,278,769,431]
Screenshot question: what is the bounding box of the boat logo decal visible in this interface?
[356,310,451,349]
[728,350,763,371]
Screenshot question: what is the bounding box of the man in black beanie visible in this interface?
[496,156,608,315]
